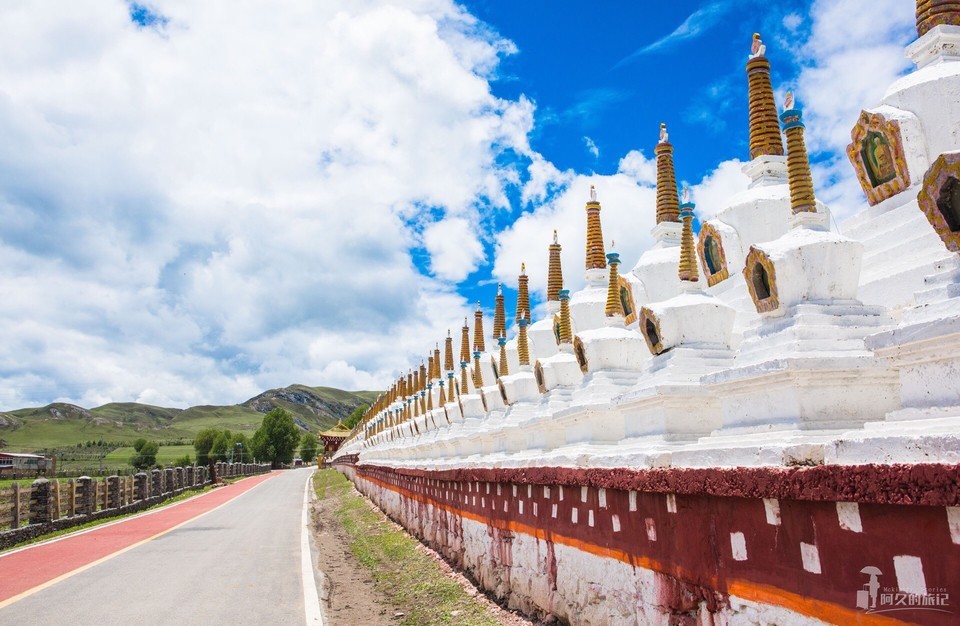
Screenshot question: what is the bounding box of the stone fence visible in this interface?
[0,462,270,550]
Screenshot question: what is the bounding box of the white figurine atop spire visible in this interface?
[589,185,597,202]
[750,32,766,59]
[659,122,669,144]
[682,185,691,204]
[784,91,795,111]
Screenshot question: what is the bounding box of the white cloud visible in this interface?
[0,0,527,408]
[614,1,734,65]
[791,0,915,220]
[423,217,486,282]
[783,13,803,32]
[689,159,749,219]
[494,170,657,299]
[583,136,600,159]
[521,154,569,206]
[617,150,658,186]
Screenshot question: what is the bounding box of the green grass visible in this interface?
[102,444,196,466]
[314,470,502,626]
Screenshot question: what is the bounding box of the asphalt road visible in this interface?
[0,467,322,625]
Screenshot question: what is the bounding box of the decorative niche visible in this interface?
[573,336,588,373]
[639,308,664,356]
[918,152,960,253]
[697,223,730,286]
[618,277,638,325]
[847,110,911,206]
[743,247,780,314]
[498,379,509,405]
[534,361,547,394]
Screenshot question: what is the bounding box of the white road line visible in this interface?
[302,470,324,626]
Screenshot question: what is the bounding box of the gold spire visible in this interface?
[444,330,454,372]
[427,355,436,385]
[460,362,469,394]
[412,369,420,417]
[438,376,446,405]
[585,186,607,270]
[473,302,485,353]
[917,1,960,36]
[498,335,509,377]
[517,312,531,366]
[516,263,530,323]
[493,284,506,341]
[427,375,433,411]
[558,290,572,343]
[547,229,563,302]
[679,189,700,282]
[460,318,471,365]
[655,124,681,224]
[604,249,623,317]
[473,350,484,388]
[746,34,784,160]
[780,93,817,214]
[433,346,441,380]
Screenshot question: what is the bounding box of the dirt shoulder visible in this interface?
[311,469,537,626]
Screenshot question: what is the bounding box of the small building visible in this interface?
[318,420,351,459]
[0,452,53,476]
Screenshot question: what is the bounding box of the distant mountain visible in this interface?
[0,385,376,451]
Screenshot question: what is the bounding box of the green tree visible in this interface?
[345,404,368,429]
[193,428,219,464]
[300,432,318,463]
[130,440,159,469]
[250,408,301,468]
[232,432,249,462]
[174,454,193,467]
[210,430,232,461]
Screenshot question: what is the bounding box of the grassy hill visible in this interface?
[0,385,375,452]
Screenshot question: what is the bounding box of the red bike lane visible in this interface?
[0,471,279,607]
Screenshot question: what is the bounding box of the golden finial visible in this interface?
[517,311,531,366]
[605,250,624,318]
[494,283,506,341]
[460,319,471,365]
[473,349,484,388]
[444,330,454,372]
[780,93,817,215]
[655,126,681,224]
[547,229,563,302]
[558,290,573,343]
[746,34,784,160]
[473,302,485,353]
[516,263,530,323]
[678,191,700,283]
[585,187,607,270]
[498,334,509,378]
[917,2,960,36]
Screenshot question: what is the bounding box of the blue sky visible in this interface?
[448,0,815,308]
[0,1,916,408]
